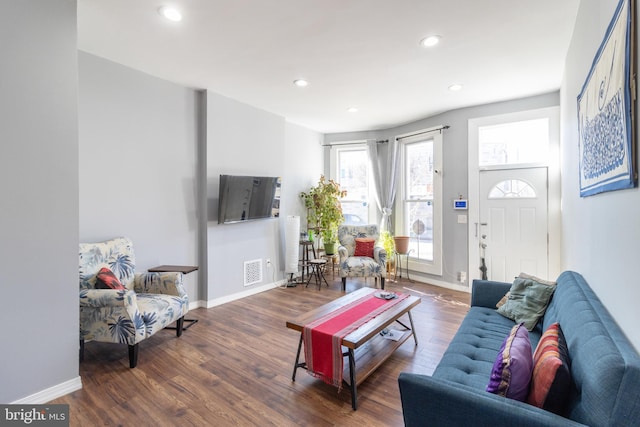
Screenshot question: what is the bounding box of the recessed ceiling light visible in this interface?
[448,83,463,91]
[293,79,309,87]
[420,35,441,47]
[159,6,182,22]
[347,107,358,113]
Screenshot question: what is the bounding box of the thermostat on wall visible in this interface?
[453,199,468,210]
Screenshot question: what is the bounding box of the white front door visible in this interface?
[478,167,548,282]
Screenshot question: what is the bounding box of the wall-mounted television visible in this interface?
[218,174,281,224]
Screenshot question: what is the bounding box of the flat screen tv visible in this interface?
[218,175,281,224]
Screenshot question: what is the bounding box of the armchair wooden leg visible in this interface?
[79,339,84,362]
[176,317,184,337]
[341,277,346,292]
[128,344,139,368]
[381,277,385,290]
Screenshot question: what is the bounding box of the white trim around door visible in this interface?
[467,106,561,283]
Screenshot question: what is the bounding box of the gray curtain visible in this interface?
[367,139,399,232]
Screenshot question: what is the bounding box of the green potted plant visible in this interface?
[300,175,346,255]
[379,230,396,277]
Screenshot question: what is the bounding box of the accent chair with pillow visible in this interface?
[79,236,189,368]
[337,224,386,292]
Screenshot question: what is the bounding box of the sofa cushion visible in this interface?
[486,323,533,401]
[95,267,125,290]
[528,322,571,415]
[497,273,556,330]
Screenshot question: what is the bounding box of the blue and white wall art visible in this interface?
[577,0,636,197]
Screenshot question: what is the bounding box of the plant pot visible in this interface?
[394,236,410,254]
[324,242,337,255]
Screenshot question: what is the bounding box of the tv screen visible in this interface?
[218,175,281,224]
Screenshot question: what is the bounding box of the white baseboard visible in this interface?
[400,274,471,293]
[189,300,206,310]
[206,280,287,308]
[11,376,82,404]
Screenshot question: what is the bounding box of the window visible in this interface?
[479,118,549,166]
[333,146,371,224]
[488,179,537,198]
[404,141,434,260]
[397,129,443,275]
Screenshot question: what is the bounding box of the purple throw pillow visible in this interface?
[486,322,533,401]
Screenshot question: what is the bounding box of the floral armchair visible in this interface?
[337,224,386,292]
[79,237,189,368]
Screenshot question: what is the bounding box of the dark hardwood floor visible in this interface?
[53,272,470,426]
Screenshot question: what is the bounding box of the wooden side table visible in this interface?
[148,265,199,331]
[149,265,198,275]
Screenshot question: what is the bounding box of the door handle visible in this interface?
[475,222,489,237]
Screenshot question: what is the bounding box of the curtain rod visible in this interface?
[395,125,450,141]
[322,139,388,147]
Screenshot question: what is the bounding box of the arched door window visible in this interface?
[488,179,536,198]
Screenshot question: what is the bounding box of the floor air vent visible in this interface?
[244,259,263,286]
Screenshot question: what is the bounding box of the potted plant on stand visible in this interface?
[393,235,410,254]
[300,175,346,255]
[379,230,396,279]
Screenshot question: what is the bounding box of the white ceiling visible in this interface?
[77,0,581,134]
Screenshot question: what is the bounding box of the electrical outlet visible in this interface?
[266,259,272,268]
[458,271,467,283]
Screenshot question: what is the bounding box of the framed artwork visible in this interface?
[577,0,637,197]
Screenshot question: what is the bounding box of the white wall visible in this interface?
[79,51,325,314]
[0,0,80,403]
[206,93,323,303]
[281,122,325,270]
[561,0,640,351]
[78,52,201,302]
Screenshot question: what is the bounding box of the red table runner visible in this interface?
[303,292,409,388]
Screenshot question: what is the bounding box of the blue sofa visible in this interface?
[398,271,640,427]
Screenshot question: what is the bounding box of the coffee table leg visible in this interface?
[408,311,418,346]
[292,333,304,381]
[348,348,357,410]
